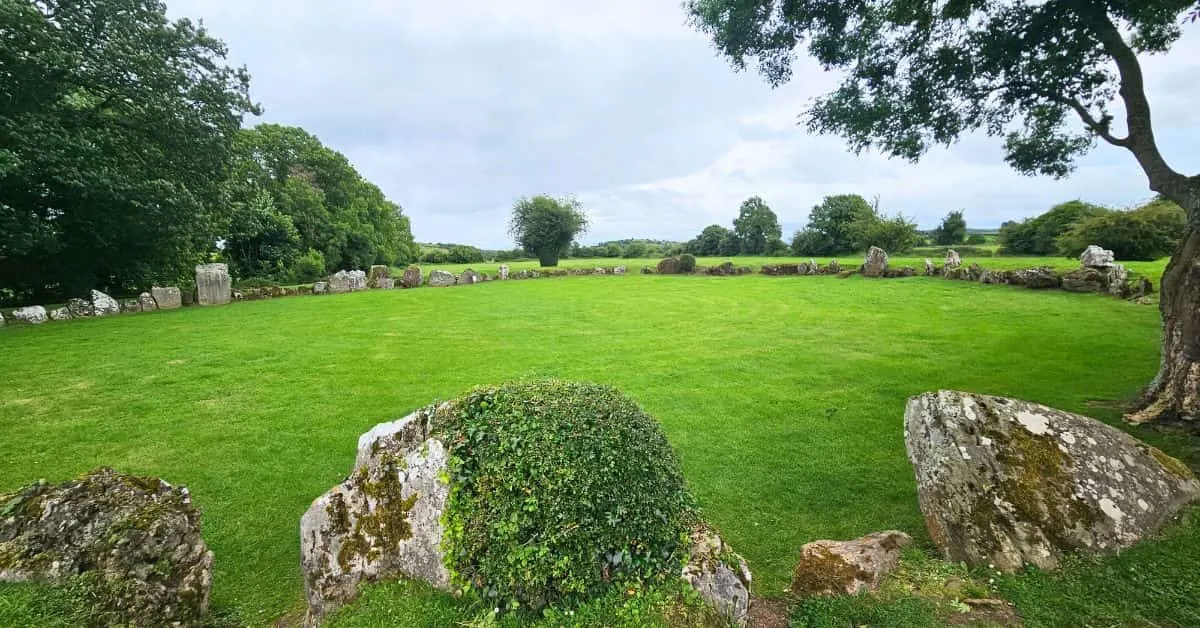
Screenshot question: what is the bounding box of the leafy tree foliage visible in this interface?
[685,225,735,256]
[998,201,1109,255]
[717,231,741,256]
[732,196,782,255]
[224,190,301,280]
[225,125,416,278]
[933,211,968,246]
[0,0,256,302]
[447,245,485,264]
[851,213,920,254]
[791,194,875,256]
[509,196,589,267]
[1057,198,1187,260]
[687,0,1200,425]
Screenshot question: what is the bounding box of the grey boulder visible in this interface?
[428,270,455,287]
[863,247,888,278]
[11,305,47,325]
[791,531,911,597]
[151,286,182,309]
[681,524,752,627]
[1080,244,1116,268]
[195,263,232,306]
[905,391,1200,572]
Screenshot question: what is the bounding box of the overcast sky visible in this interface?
[169,1,1200,248]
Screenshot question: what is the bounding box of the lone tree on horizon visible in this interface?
[688,0,1200,427]
[509,195,589,267]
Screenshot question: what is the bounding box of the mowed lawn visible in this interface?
[0,271,1175,623]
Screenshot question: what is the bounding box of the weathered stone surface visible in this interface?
[1062,267,1107,293]
[313,282,329,295]
[458,269,480,285]
[10,305,47,325]
[498,265,510,280]
[0,311,4,326]
[301,408,451,622]
[863,247,888,278]
[151,286,182,310]
[898,266,916,277]
[121,298,142,313]
[329,270,367,294]
[682,524,752,627]
[905,391,1200,572]
[376,278,394,290]
[49,307,70,321]
[657,257,682,274]
[428,270,455,287]
[791,531,911,597]
[1010,267,1061,289]
[138,292,158,312]
[641,265,654,274]
[402,266,423,288]
[1106,265,1130,298]
[712,261,735,276]
[924,259,936,276]
[966,263,984,282]
[945,250,962,269]
[90,290,121,316]
[0,468,214,626]
[827,260,841,274]
[66,297,94,318]
[614,265,627,275]
[195,263,232,306]
[1080,244,1115,268]
[367,265,391,289]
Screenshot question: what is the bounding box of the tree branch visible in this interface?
[1060,96,1129,147]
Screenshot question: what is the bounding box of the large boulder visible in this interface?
[681,524,752,627]
[945,250,962,270]
[195,263,232,306]
[457,269,480,285]
[10,305,47,325]
[401,265,423,288]
[329,270,367,294]
[427,270,455,287]
[905,391,1200,572]
[657,257,682,274]
[863,247,888,278]
[1010,267,1061,289]
[152,286,182,310]
[0,468,213,626]
[791,531,911,597]
[49,307,71,321]
[1080,245,1115,268]
[89,290,121,316]
[1062,267,1107,293]
[367,265,392,289]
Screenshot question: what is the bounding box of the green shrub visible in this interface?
[236,276,280,289]
[965,234,987,245]
[998,200,1108,255]
[1055,198,1186,261]
[291,249,326,283]
[677,254,696,273]
[432,380,697,612]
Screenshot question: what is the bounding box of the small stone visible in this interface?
[195,263,232,306]
[1080,245,1115,268]
[827,260,841,274]
[682,524,751,627]
[791,531,911,597]
[49,307,71,321]
[863,247,888,278]
[121,298,141,313]
[924,259,936,275]
[614,265,627,275]
[458,269,480,285]
[428,270,455,287]
[151,286,182,309]
[966,263,983,282]
[1106,265,1130,298]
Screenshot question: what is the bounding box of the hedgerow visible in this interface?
[431,380,698,612]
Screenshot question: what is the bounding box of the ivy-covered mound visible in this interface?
[433,381,698,610]
[301,380,755,624]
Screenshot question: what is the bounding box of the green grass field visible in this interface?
[1,261,1194,626]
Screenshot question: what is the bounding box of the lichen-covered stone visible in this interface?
[827,260,841,274]
[401,266,423,288]
[791,531,910,597]
[905,391,1200,572]
[0,468,213,626]
[458,269,480,285]
[48,307,71,321]
[863,247,888,278]
[966,263,984,282]
[10,305,47,325]
[367,265,391,289]
[945,250,962,270]
[1010,267,1061,289]
[151,286,182,310]
[313,281,329,295]
[428,270,455,287]
[657,257,681,274]
[121,298,141,313]
[301,408,451,623]
[681,524,752,627]
[498,265,510,280]
[90,290,120,316]
[1106,265,1130,298]
[1080,245,1115,268]
[329,270,367,294]
[1062,267,1107,293]
[138,292,158,312]
[195,263,232,306]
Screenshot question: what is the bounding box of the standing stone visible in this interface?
[367,265,392,289]
[945,250,962,270]
[0,311,4,326]
[402,266,423,288]
[458,269,480,285]
[657,257,682,274]
[313,282,329,295]
[195,263,232,306]
[827,260,841,274]
[966,263,984,282]
[121,298,142,313]
[11,305,48,324]
[377,278,395,290]
[90,290,121,316]
[1106,265,1130,298]
[791,531,911,597]
[614,265,627,275]
[348,270,367,291]
[905,391,1200,572]
[138,293,159,312]
[151,286,181,310]
[0,468,214,627]
[498,265,510,280]
[428,270,455,287]
[863,247,889,278]
[329,270,368,294]
[924,259,936,276]
[682,524,752,627]
[49,307,71,321]
[1080,244,1116,268]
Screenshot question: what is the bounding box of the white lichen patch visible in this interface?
[1137,499,1150,512]
[1015,411,1051,435]
[959,446,971,461]
[1098,498,1124,523]
[1060,432,1076,445]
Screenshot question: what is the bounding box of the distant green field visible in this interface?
[1,266,1193,626]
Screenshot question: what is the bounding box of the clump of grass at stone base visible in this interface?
[429,380,700,615]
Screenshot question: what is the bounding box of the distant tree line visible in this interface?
[682,196,789,256]
[790,194,920,256]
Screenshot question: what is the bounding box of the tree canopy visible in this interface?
[933,211,968,246]
[509,195,589,267]
[791,194,875,256]
[732,196,782,255]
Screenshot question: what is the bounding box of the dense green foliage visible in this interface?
[0,0,256,304]
[932,211,967,246]
[509,196,589,267]
[732,196,783,255]
[223,124,417,281]
[999,201,1110,255]
[677,253,697,273]
[1056,198,1188,260]
[432,381,697,611]
[684,225,735,256]
[792,194,919,255]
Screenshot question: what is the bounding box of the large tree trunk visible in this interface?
[1126,223,1200,428]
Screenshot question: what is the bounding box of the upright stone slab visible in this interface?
[195,263,232,306]
[944,250,962,270]
[151,286,181,310]
[827,260,841,274]
[498,265,510,280]
[924,259,936,275]
[1080,245,1115,268]
[367,265,392,289]
[863,247,889,278]
[905,391,1200,572]
[458,269,480,285]
[402,266,423,288]
[137,292,157,312]
[328,270,367,294]
[428,270,455,287]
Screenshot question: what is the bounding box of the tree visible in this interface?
[850,213,920,254]
[509,195,589,267]
[933,211,968,246]
[792,194,876,256]
[224,190,301,279]
[732,196,782,255]
[0,0,257,303]
[688,1,1200,426]
[447,245,485,264]
[717,231,741,257]
[687,224,734,256]
[1056,198,1187,260]
[998,201,1109,255]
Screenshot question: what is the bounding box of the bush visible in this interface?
[236,276,280,289]
[291,249,326,283]
[999,200,1108,255]
[965,234,987,245]
[432,381,697,611]
[678,254,696,273]
[1055,200,1186,260]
